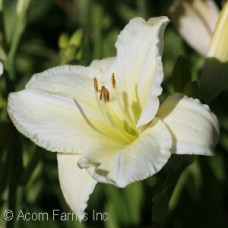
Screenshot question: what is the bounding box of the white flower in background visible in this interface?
[200,1,228,102]
[0,62,3,76]
[168,0,219,56]
[7,17,219,220]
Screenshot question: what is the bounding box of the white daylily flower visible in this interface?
[7,17,219,220]
[0,61,3,76]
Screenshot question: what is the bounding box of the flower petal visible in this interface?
[0,61,3,76]
[78,118,172,187]
[109,17,169,127]
[25,65,100,112]
[57,153,96,221]
[88,57,115,79]
[157,93,219,155]
[7,65,123,153]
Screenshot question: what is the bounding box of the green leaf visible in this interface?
[0,123,14,149]
[183,81,199,98]
[152,155,194,226]
[171,56,192,93]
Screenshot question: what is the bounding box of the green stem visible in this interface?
[0,0,3,10]
[0,0,7,61]
[20,147,42,185]
[82,0,92,64]
[0,149,10,194]
[151,155,194,227]
[0,0,5,37]
[7,0,31,79]
[137,0,148,18]
[6,130,23,228]
[93,2,104,59]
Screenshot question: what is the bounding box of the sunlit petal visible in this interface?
[88,57,115,80]
[8,71,117,153]
[78,118,172,187]
[57,153,96,221]
[101,17,169,127]
[25,65,100,112]
[157,93,219,155]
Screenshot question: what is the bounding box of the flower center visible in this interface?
[92,73,138,143]
[74,73,139,144]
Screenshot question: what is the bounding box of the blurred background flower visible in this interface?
[200,1,228,102]
[0,62,3,76]
[168,0,219,56]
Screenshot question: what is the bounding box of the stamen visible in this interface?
[100,86,109,103]
[92,75,137,143]
[100,86,105,101]
[104,103,135,142]
[94,87,133,142]
[113,81,135,126]
[104,87,109,102]
[93,77,98,92]
[73,98,109,137]
[111,73,116,89]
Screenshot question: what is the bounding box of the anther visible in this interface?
[93,77,98,92]
[100,86,105,100]
[104,88,109,102]
[99,86,109,102]
[111,73,116,89]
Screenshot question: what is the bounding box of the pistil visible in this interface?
[93,75,137,143]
